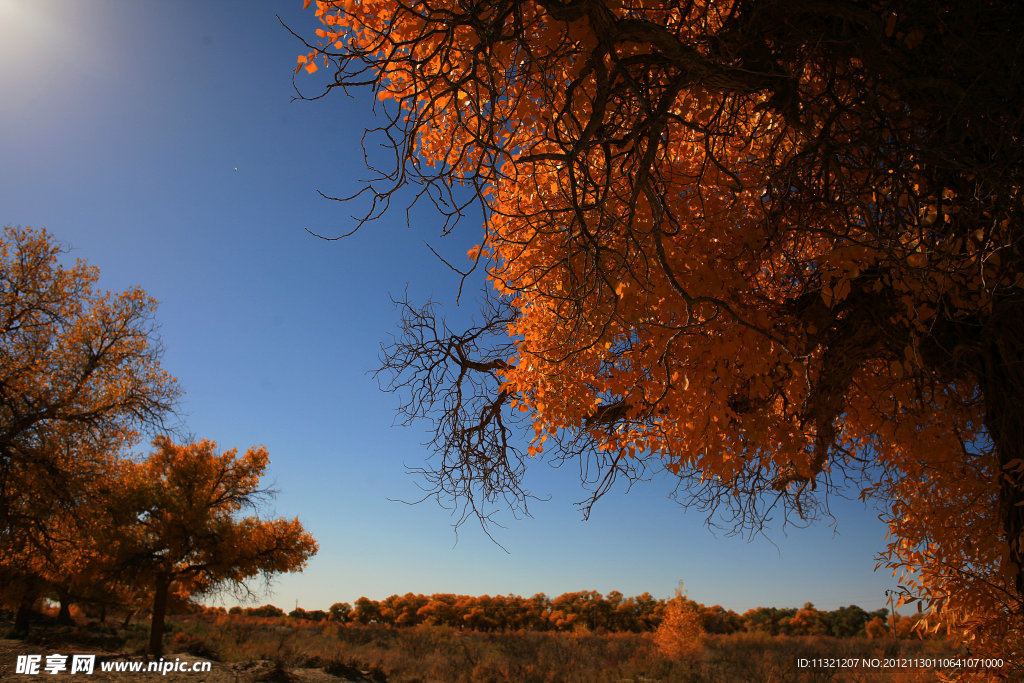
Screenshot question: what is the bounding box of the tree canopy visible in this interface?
[112,437,318,656]
[0,226,179,631]
[295,0,1024,656]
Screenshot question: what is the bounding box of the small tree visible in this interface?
[328,601,352,622]
[865,616,889,639]
[788,602,829,636]
[247,604,286,618]
[352,596,382,624]
[115,437,317,656]
[653,585,705,660]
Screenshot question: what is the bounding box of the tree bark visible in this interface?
[12,591,36,638]
[56,589,74,626]
[148,573,172,657]
[980,302,1024,605]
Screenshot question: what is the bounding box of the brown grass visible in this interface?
[153,613,964,682]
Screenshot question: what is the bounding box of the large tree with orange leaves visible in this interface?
[111,437,318,656]
[0,226,179,630]
[295,0,1024,657]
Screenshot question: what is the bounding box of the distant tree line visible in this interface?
[217,592,933,638]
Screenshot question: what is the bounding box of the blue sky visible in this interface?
[1,0,897,614]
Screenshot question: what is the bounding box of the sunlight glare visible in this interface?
[0,1,54,113]
[0,1,100,119]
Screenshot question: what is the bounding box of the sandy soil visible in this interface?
[0,638,369,682]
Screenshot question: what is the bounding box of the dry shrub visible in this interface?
[113,612,966,681]
[168,631,220,660]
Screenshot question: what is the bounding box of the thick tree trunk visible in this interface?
[148,573,172,657]
[12,592,36,638]
[56,589,74,626]
[8,572,44,637]
[978,297,1024,605]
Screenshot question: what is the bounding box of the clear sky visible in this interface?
[0,0,898,615]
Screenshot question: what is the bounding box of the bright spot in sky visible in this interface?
[0,1,103,120]
[1,2,57,118]
[0,1,42,75]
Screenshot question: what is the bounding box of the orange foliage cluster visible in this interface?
[654,586,706,659]
[111,438,318,656]
[297,0,1024,658]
